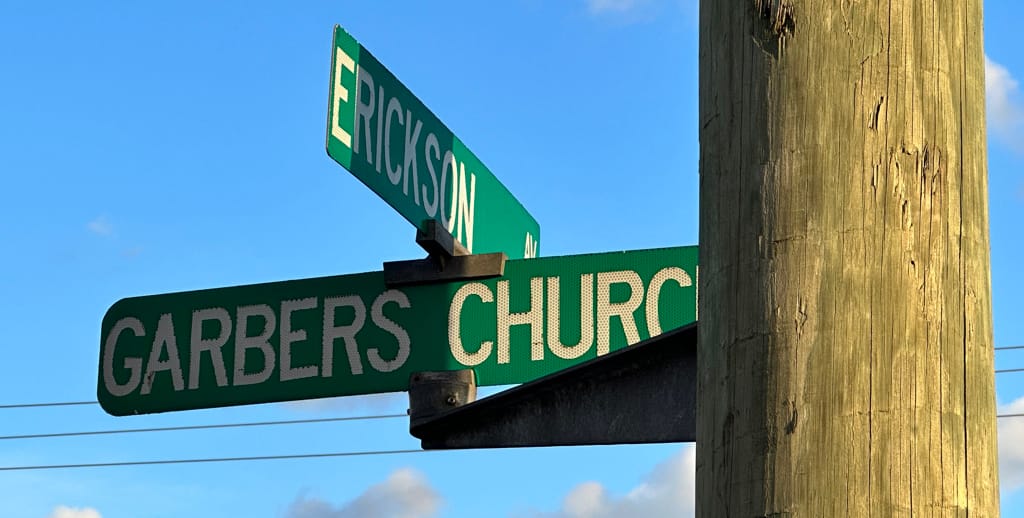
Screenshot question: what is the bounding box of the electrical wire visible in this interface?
[0,401,97,409]
[0,449,426,472]
[0,408,1018,475]
[0,413,406,441]
[2,348,1021,410]
[8,410,1024,472]
[996,368,1024,374]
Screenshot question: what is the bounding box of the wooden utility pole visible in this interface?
[696,0,999,515]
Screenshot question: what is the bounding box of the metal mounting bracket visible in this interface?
[407,370,478,429]
[408,323,698,449]
[383,220,506,287]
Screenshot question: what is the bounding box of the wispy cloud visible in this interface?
[286,468,442,518]
[1000,397,1024,492]
[47,506,102,518]
[86,215,114,237]
[85,215,144,257]
[526,445,696,518]
[986,54,1024,152]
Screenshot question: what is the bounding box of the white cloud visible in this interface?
[286,468,442,518]
[999,397,1024,492]
[281,392,406,413]
[46,506,102,518]
[86,215,113,237]
[986,54,1024,151]
[529,445,696,518]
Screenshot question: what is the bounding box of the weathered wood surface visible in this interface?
[696,0,999,516]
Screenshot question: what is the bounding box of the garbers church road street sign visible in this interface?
[326,25,541,259]
[98,246,697,416]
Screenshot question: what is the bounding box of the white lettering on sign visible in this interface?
[456,162,476,252]
[102,291,415,398]
[384,97,404,184]
[280,298,321,382]
[322,295,366,376]
[103,317,145,397]
[189,308,231,389]
[354,67,376,163]
[103,265,691,399]
[596,271,644,356]
[497,277,543,364]
[335,62,480,253]
[546,274,594,360]
[422,133,441,217]
[142,313,184,395]
[645,267,692,335]
[440,151,457,231]
[331,47,356,147]
[374,84,385,174]
[448,282,494,367]
[234,304,276,386]
[524,232,539,259]
[448,267,692,367]
[403,110,423,205]
[367,290,412,372]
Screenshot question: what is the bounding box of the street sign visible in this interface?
[325,25,541,259]
[98,246,697,416]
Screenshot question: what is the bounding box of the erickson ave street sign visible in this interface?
[326,25,541,259]
[98,246,697,416]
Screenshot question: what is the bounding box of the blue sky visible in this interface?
[1,0,1022,517]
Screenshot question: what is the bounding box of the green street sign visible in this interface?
[98,246,697,416]
[326,25,541,259]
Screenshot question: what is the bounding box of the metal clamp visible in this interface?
[407,370,478,430]
[383,220,506,287]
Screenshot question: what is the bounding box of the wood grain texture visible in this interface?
[696,0,999,516]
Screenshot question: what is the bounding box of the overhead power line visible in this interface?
[996,368,1024,374]
[0,413,406,441]
[0,401,97,410]
[0,449,425,472]
[1,346,1022,411]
